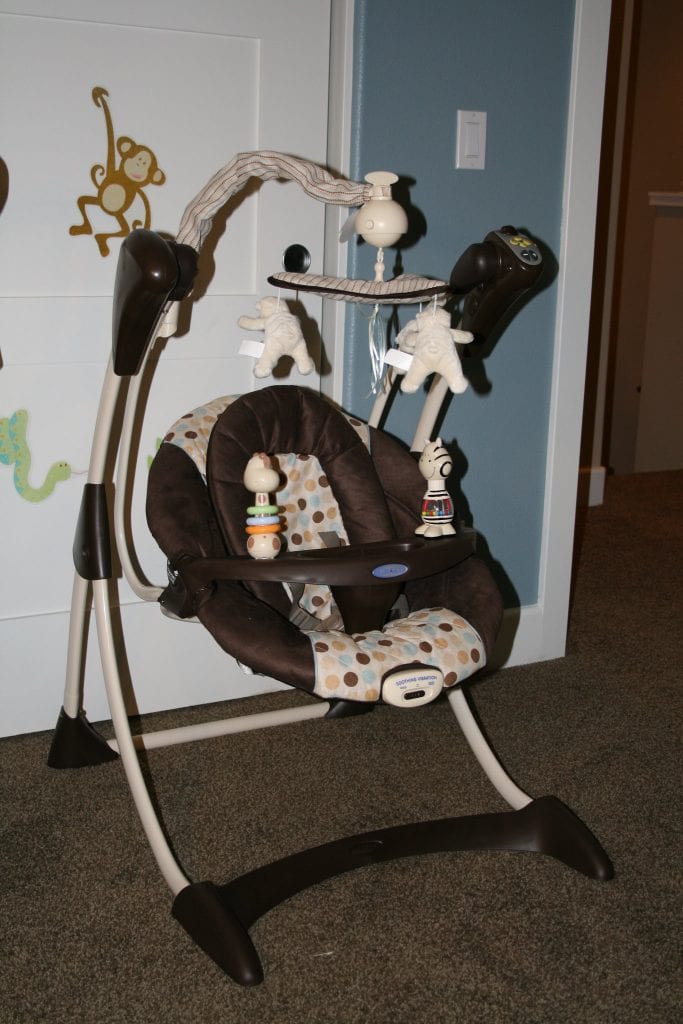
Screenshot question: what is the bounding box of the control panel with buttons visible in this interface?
[449,225,544,337]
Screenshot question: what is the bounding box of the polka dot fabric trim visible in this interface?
[277,410,369,620]
[275,418,368,622]
[277,452,346,546]
[277,451,345,621]
[162,395,236,478]
[307,607,485,703]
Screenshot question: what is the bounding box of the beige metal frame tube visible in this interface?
[107,701,331,753]
[447,687,531,810]
[93,578,189,895]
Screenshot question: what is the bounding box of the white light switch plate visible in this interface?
[456,110,487,170]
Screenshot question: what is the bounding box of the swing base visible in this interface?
[171,795,613,986]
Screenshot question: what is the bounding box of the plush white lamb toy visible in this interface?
[395,307,474,394]
[238,296,314,378]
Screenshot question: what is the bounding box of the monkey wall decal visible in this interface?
[69,86,166,257]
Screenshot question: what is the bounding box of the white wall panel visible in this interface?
[0,0,332,735]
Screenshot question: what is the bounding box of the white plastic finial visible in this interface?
[356,170,408,248]
[365,171,399,194]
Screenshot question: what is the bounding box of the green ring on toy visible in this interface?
[247,504,278,515]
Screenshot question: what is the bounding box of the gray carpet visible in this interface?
[1,471,681,1023]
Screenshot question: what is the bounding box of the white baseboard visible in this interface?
[577,465,606,506]
[491,603,564,670]
[0,605,285,738]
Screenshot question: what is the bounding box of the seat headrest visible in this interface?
[206,386,397,560]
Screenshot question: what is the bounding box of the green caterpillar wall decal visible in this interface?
[0,409,73,502]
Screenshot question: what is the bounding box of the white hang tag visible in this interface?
[383,348,413,371]
[339,209,359,243]
[239,339,265,358]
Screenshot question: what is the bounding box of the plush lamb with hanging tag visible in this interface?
[395,307,474,394]
[238,296,314,378]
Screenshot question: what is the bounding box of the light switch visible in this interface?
[456,110,487,170]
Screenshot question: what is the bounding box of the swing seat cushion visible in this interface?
[308,607,484,702]
[147,386,502,702]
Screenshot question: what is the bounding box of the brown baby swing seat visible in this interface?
[147,384,501,695]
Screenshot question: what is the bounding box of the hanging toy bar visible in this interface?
[176,150,453,402]
[175,150,447,306]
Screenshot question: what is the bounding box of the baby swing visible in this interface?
[48,152,612,986]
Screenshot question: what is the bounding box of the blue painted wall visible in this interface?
[344,0,575,607]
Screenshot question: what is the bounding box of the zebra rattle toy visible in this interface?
[415,438,456,537]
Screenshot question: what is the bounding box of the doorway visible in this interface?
[582,0,683,496]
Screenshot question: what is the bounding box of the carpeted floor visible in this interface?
[1,471,681,1023]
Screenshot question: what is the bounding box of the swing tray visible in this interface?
[173,530,476,592]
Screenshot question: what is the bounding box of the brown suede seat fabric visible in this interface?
[206,386,397,613]
[146,385,503,696]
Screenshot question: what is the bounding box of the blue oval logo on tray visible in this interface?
[372,563,409,579]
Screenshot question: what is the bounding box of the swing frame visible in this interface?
[48,154,613,986]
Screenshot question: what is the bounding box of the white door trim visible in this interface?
[507,0,612,665]
[322,0,355,406]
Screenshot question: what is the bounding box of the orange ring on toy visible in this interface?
[245,523,282,535]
